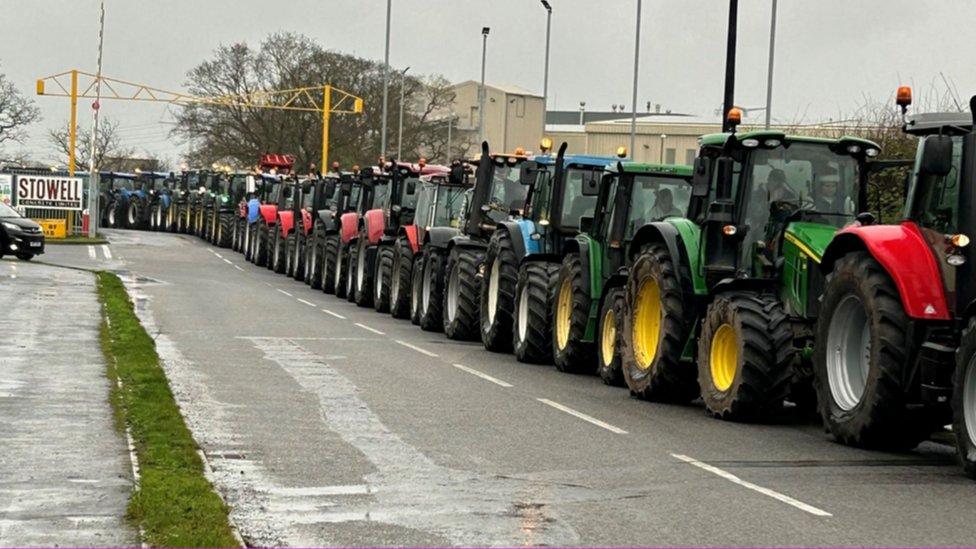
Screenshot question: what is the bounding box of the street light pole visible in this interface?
[629,0,642,158]
[721,0,739,133]
[479,27,490,144]
[396,66,410,159]
[87,0,105,238]
[764,0,778,129]
[380,0,392,157]
[659,134,667,163]
[541,0,552,138]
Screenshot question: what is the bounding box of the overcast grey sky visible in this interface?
[3,0,974,164]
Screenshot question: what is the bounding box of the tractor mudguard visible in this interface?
[339,212,359,244]
[425,227,462,250]
[506,219,536,258]
[247,198,261,223]
[400,225,419,253]
[300,209,312,235]
[821,222,950,321]
[258,204,277,225]
[278,210,294,237]
[630,220,705,297]
[448,235,488,253]
[363,208,385,245]
[316,209,338,233]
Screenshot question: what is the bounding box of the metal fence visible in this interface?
[2,168,91,237]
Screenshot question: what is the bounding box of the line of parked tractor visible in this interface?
[104,88,976,479]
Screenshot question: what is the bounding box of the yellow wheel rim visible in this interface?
[632,279,662,370]
[601,307,616,367]
[710,323,737,392]
[556,278,573,350]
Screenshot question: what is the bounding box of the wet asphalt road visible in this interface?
[39,230,976,546]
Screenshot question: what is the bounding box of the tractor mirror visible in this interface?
[406,179,417,195]
[920,135,953,177]
[692,156,711,197]
[519,162,538,185]
[579,215,594,233]
[580,170,601,196]
[282,185,292,199]
[302,181,313,194]
[325,181,337,198]
[714,157,735,200]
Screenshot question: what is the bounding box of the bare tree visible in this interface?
[0,69,41,146]
[48,117,135,171]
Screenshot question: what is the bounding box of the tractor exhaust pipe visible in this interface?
[970,95,976,127]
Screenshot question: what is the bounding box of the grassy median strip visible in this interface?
[96,271,240,547]
[46,235,110,245]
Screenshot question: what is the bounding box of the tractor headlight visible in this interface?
[865,147,880,158]
[846,144,862,155]
[763,139,782,148]
[947,254,966,266]
[741,139,760,148]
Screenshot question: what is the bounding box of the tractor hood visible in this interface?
[784,221,838,263]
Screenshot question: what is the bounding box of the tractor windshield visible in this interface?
[486,162,529,223]
[113,177,135,190]
[347,183,362,212]
[400,176,421,211]
[371,180,390,210]
[433,185,468,228]
[413,182,437,226]
[907,135,963,234]
[560,167,602,231]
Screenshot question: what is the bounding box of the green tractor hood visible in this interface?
[784,221,837,263]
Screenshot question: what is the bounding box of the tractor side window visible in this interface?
[413,182,436,226]
[600,177,619,238]
[401,177,421,211]
[526,169,551,222]
[347,185,362,212]
[372,182,390,209]
[626,175,692,239]
[559,168,599,231]
[488,163,528,222]
[909,136,962,234]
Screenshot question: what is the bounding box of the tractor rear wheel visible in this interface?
[284,231,296,276]
[480,230,519,352]
[953,318,976,478]
[105,201,119,228]
[513,261,559,364]
[813,251,931,448]
[552,254,595,373]
[598,287,627,387]
[335,241,350,298]
[420,249,446,332]
[244,223,254,261]
[149,206,159,231]
[390,236,414,319]
[373,244,394,313]
[621,243,699,402]
[126,201,142,229]
[345,239,360,302]
[217,213,233,248]
[292,232,305,281]
[272,231,287,273]
[444,246,481,340]
[698,293,793,421]
[410,254,425,326]
[255,224,269,266]
[353,238,374,307]
[323,234,340,293]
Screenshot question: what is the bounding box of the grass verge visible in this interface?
[47,235,110,245]
[96,271,240,547]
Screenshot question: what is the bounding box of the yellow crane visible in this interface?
[36,69,364,174]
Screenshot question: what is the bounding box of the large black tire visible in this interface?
[244,223,255,261]
[345,238,360,302]
[353,237,374,307]
[166,203,178,233]
[443,246,481,340]
[390,236,415,319]
[419,249,446,332]
[551,254,595,373]
[597,287,627,387]
[373,244,394,313]
[479,230,519,352]
[217,213,233,248]
[813,251,931,448]
[322,234,340,293]
[272,230,288,273]
[234,218,245,252]
[254,224,269,266]
[294,232,307,280]
[513,261,559,364]
[698,293,793,421]
[621,243,699,402]
[126,201,143,230]
[953,318,976,478]
[105,200,121,228]
[410,254,425,326]
[335,241,350,299]
[149,205,160,231]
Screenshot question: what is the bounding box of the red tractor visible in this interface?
[815,88,976,477]
[310,170,364,292]
[248,154,295,268]
[334,166,391,299]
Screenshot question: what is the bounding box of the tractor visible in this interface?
[335,166,392,299]
[390,161,473,321]
[269,176,304,274]
[552,161,693,382]
[369,160,451,313]
[284,174,340,281]
[248,173,287,267]
[100,173,136,229]
[206,171,247,248]
[169,170,197,234]
[621,108,882,420]
[414,142,531,339]
[197,171,223,240]
[481,141,623,363]
[813,89,976,477]
[307,170,363,291]
[146,172,176,232]
[124,172,154,230]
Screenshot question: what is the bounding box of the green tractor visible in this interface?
[552,162,693,382]
[622,112,882,419]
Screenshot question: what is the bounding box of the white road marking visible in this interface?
[233,265,245,272]
[671,454,832,517]
[322,309,346,320]
[235,336,379,341]
[100,245,112,259]
[536,399,628,434]
[297,298,316,307]
[395,340,438,357]
[452,364,512,387]
[276,289,293,297]
[222,258,233,265]
[214,252,224,259]
[87,246,96,259]
[355,323,385,335]
[264,484,373,497]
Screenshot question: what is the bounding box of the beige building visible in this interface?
[450,81,545,154]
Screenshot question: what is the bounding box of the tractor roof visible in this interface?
[533,154,619,168]
[609,162,693,177]
[699,130,879,149]
[905,112,973,136]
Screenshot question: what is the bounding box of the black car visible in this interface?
[0,202,44,260]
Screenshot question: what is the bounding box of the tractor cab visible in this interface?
[382,160,450,237]
[414,166,473,243]
[460,143,532,240]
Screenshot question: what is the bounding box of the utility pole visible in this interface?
[380,0,392,157]
[87,0,105,238]
[764,0,778,129]
[629,0,642,158]
[396,66,410,159]
[721,0,739,133]
[541,0,552,137]
[479,27,490,144]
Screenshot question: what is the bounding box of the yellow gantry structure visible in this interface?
[36,69,364,174]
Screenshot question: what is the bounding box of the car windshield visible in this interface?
[0,202,21,218]
[624,174,692,239]
[433,185,468,228]
[487,161,529,223]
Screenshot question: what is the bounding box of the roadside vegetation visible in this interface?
[96,271,240,547]
[45,235,110,245]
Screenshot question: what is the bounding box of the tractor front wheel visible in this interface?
[410,253,425,326]
[272,231,287,273]
[292,232,305,281]
[597,287,627,387]
[373,244,394,313]
[322,233,340,293]
[698,293,792,421]
[345,239,360,302]
[953,318,976,478]
[254,224,269,266]
[334,241,349,298]
[479,230,519,352]
[217,213,233,248]
[813,251,931,448]
[513,261,559,364]
[353,238,374,307]
[419,249,446,332]
[390,236,414,319]
[552,254,594,373]
[443,246,481,340]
